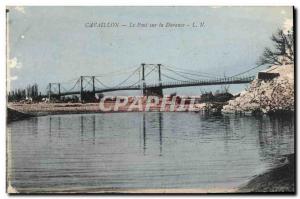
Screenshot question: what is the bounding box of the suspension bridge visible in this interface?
[46,63,259,100]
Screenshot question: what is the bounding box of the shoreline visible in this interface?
[9,153,295,194]
[238,154,295,193]
[9,187,238,194]
[7,101,294,123]
[7,101,224,117]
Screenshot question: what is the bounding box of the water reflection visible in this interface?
[9,112,294,190]
[141,113,163,156]
[58,117,61,138]
[159,112,163,155]
[80,115,84,141]
[256,114,294,164]
[47,113,164,156]
[46,113,294,161]
[49,116,52,137]
[49,116,62,138]
[92,115,96,145]
[143,113,146,154]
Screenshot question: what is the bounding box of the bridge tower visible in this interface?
[141,63,163,97]
[48,83,51,101]
[141,63,146,95]
[92,76,95,94]
[48,83,61,101]
[58,83,61,97]
[80,76,83,102]
[79,76,97,102]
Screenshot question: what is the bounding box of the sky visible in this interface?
[7,6,293,95]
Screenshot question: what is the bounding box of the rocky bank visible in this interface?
[222,64,294,114]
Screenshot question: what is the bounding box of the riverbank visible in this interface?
[7,108,35,123]
[222,64,294,114]
[7,101,226,117]
[238,154,295,193]
[8,102,104,116]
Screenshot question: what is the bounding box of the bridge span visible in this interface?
[51,75,255,98]
[45,63,261,101]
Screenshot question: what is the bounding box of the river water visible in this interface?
[7,112,294,192]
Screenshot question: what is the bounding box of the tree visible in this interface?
[25,83,39,100]
[257,28,294,66]
[8,83,40,102]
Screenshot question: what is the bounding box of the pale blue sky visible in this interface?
[7,6,293,95]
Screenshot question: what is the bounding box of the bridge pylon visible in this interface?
[80,76,83,102]
[79,76,97,103]
[48,83,61,101]
[141,63,163,97]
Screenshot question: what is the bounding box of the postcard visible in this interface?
[6,6,295,194]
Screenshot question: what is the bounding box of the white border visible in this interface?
[0,0,299,6]
[0,1,298,199]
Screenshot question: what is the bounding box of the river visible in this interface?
[7,112,294,192]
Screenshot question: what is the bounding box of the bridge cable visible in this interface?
[64,79,80,93]
[161,66,200,81]
[59,77,81,84]
[229,63,270,78]
[127,66,157,87]
[94,67,140,89]
[94,67,141,89]
[167,70,216,79]
[161,73,188,82]
[94,65,141,77]
[161,64,218,78]
[112,67,141,87]
[162,64,217,79]
[94,78,111,88]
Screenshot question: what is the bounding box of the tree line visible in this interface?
[8,83,42,102]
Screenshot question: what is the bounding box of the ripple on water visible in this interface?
[7,112,294,191]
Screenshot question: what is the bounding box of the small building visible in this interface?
[258,72,280,81]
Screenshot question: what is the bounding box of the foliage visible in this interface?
[258,28,294,66]
[8,83,41,102]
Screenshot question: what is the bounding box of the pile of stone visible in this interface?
[222,64,294,114]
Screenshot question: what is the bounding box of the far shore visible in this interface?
[7,101,224,116]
